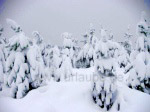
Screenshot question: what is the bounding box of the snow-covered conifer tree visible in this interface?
[6,18,22,33]
[89,23,98,48]
[62,32,76,67]
[76,24,98,68]
[117,47,130,69]
[92,28,121,111]
[82,32,89,45]
[108,30,114,41]
[0,24,6,91]
[49,45,62,81]
[41,44,62,82]
[42,44,52,68]
[27,36,46,88]
[5,19,30,98]
[54,33,73,80]
[42,44,55,74]
[62,32,73,49]
[32,31,45,55]
[32,31,43,46]
[123,25,133,55]
[146,23,150,53]
[76,32,90,68]
[128,12,150,93]
[59,48,72,80]
[0,24,4,37]
[71,38,80,68]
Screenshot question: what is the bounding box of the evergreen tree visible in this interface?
[5,19,30,98]
[76,24,98,68]
[59,48,72,80]
[128,12,150,94]
[0,24,6,91]
[27,37,46,88]
[42,44,52,68]
[81,32,89,45]
[32,31,45,57]
[92,28,121,111]
[49,45,62,81]
[123,25,133,55]
[55,33,73,81]
[71,38,79,68]
[147,23,150,52]
[89,23,98,48]
[76,32,90,68]
[62,32,75,68]
[108,30,114,41]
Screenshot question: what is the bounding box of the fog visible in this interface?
[0,0,150,45]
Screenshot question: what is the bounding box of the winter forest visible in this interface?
[0,2,150,112]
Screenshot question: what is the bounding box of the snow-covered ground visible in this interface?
[0,68,150,112]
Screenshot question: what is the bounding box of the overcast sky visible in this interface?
[0,0,150,45]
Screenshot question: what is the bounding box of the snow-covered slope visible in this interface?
[0,68,150,112]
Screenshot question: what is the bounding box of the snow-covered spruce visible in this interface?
[41,44,62,81]
[43,32,74,81]
[0,24,8,60]
[92,28,121,111]
[76,32,91,68]
[0,24,7,91]
[5,19,30,98]
[32,31,53,81]
[62,32,78,68]
[57,34,73,80]
[108,30,114,41]
[27,37,46,88]
[6,18,22,33]
[48,45,62,81]
[32,31,45,59]
[71,38,80,68]
[123,25,133,55]
[42,44,52,68]
[32,31,43,46]
[4,19,46,99]
[117,45,131,71]
[76,24,98,68]
[117,27,132,75]
[128,12,150,94]
[0,24,4,37]
[58,48,72,80]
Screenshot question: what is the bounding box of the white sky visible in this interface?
[0,0,150,45]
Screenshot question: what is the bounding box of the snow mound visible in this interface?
[0,68,150,112]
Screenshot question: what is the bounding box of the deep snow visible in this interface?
[0,68,150,112]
